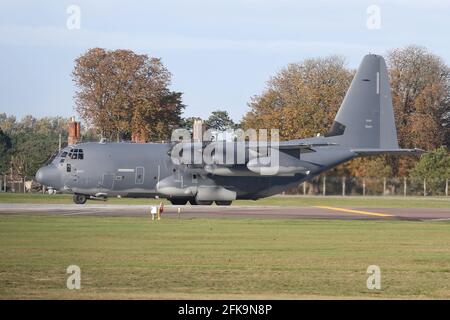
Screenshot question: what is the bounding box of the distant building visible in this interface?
[208,129,237,142]
[68,117,81,145]
[192,119,206,142]
[131,132,146,143]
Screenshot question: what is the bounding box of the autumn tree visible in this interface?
[242,47,450,179]
[241,56,353,140]
[347,46,450,177]
[72,48,184,141]
[131,91,184,142]
[381,46,450,176]
[388,46,450,150]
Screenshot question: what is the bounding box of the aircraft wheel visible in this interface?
[73,194,87,205]
[215,201,232,206]
[170,198,188,205]
[190,199,213,205]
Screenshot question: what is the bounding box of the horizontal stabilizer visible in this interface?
[279,142,336,150]
[351,148,424,156]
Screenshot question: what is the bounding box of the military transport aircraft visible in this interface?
[36,54,421,205]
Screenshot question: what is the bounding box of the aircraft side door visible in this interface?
[101,173,115,190]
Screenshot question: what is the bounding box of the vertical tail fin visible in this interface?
[326,54,399,149]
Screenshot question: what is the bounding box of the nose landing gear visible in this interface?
[73,194,87,204]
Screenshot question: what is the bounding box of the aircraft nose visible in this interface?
[35,165,61,188]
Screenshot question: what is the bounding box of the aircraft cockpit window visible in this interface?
[43,151,59,166]
[69,148,84,160]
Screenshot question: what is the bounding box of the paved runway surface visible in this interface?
[0,203,449,220]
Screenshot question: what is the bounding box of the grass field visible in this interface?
[1,215,450,299]
[1,192,450,208]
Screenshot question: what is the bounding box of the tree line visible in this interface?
[0,115,69,181]
[1,45,449,186]
[0,110,235,182]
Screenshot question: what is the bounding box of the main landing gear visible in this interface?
[169,198,189,205]
[169,198,232,206]
[215,201,232,206]
[73,193,87,204]
[191,199,213,205]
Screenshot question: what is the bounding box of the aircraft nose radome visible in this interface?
[35,166,60,188]
[35,169,42,183]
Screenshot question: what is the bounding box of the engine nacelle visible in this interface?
[156,175,196,198]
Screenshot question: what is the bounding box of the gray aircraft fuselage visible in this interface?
[36,138,354,204]
[35,54,421,204]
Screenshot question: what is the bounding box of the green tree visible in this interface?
[1,114,70,180]
[205,110,235,131]
[0,113,17,134]
[0,129,12,174]
[179,116,202,132]
[410,147,450,195]
[10,133,60,180]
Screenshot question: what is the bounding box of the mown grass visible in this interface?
[1,193,450,208]
[1,215,450,299]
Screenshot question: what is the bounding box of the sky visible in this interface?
[1,0,450,122]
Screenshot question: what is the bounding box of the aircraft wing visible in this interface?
[277,141,338,155]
